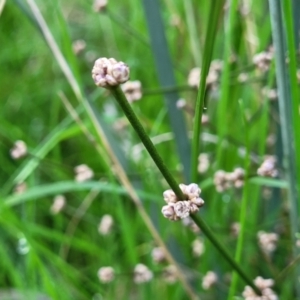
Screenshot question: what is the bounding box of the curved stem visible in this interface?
[110,86,184,200]
[191,214,261,296]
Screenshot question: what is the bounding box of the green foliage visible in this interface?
[0,0,299,299]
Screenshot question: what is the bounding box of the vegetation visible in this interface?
[1,0,300,299]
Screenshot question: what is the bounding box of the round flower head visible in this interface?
[97,266,115,283]
[92,57,130,88]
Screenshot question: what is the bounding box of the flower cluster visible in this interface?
[253,48,273,72]
[10,140,27,160]
[198,153,210,174]
[161,183,204,221]
[14,182,27,195]
[257,231,278,255]
[202,271,218,290]
[257,156,278,178]
[162,265,177,284]
[192,238,205,257]
[213,168,245,192]
[188,60,223,90]
[74,164,94,182]
[50,195,66,214]
[92,57,130,88]
[133,264,153,284]
[97,266,115,283]
[72,39,86,55]
[121,80,142,102]
[151,247,166,264]
[242,276,278,300]
[98,214,114,235]
[93,0,107,12]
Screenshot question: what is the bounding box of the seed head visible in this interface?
[121,80,142,102]
[92,57,129,88]
[98,214,114,235]
[74,164,94,182]
[93,0,107,12]
[133,264,153,284]
[242,276,277,300]
[202,271,218,290]
[97,266,115,283]
[50,195,66,214]
[10,140,27,160]
[162,183,204,221]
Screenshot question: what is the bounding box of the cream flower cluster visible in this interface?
[121,80,142,102]
[161,183,204,221]
[257,231,278,255]
[213,168,245,192]
[242,276,278,300]
[257,156,278,178]
[202,271,218,290]
[92,57,130,88]
[10,140,27,160]
[253,48,273,72]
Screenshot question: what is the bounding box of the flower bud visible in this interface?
[92,57,130,88]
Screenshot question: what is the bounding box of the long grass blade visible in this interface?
[268,0,300,296]
[142,0,191,181]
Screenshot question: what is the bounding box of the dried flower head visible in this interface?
[188,67,201,87]
[162,265,177,284]
[214,170,231,192]
[198,153,210,174]
[92,57,130,88]
[257,156,278,178]
[14,182,27,195]
[161,183,204,221]
[151,247,165,264]
[176,98,187,109]
[10,140,27,160]
[257,231,278,255]
[238,73,249,83]
[74,164,94,182]
[214,168,245,192]
[231,222,240,238]
[192,238,205,257]
[188,60,223,89]
[242,276,278,300]
[202,271,218,290]
[72,39,86,55]
[93,0,107,12]
[50,195,66,214]
[133,264,153,284]
[121,80,142,102]
[97,266,115,283]
[253,48,273,72]
[98,214,114,235]
[229,168,245,188]
[262,87,277,100]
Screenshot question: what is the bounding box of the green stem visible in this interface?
[191,0,224,182]
[110,86,184,199]
[227,100,251,299]
[191,214,261,296]
[110,84,261,295]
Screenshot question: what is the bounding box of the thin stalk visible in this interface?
[110,86,184,199]
[183,0,201,66]
[191,0,224,182]
[268,0,300,296]
[227,100,251,299]
[110,85,261,295]
[191,214,261,295]
[216,0,239,167]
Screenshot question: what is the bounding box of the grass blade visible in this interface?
[142,0,191,181]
